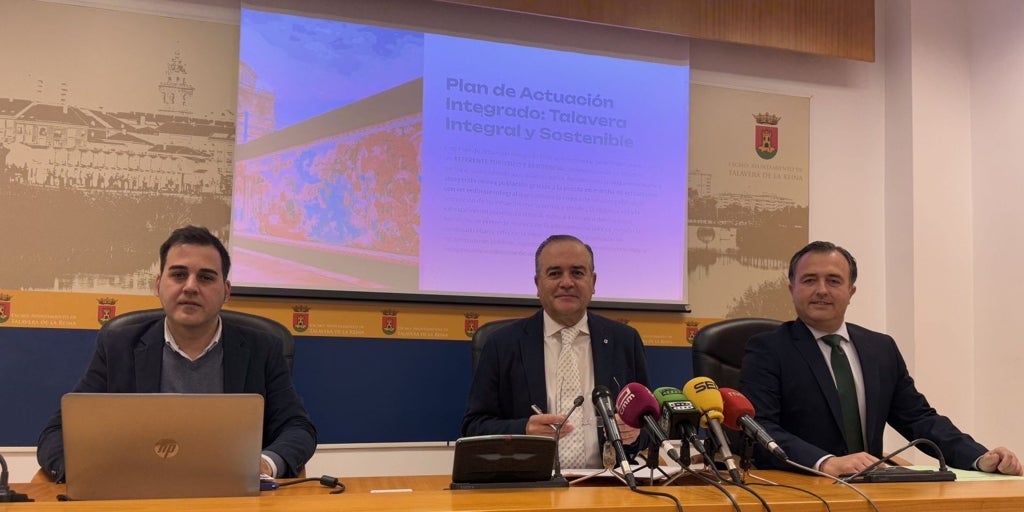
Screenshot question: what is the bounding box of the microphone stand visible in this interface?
[593,387,637,490]
[0,453,33,503]
[551,395,585,485]
[739,436,755,474]
[641,443,670,486]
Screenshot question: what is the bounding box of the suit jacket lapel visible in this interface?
[520,312,549,411]
[134,322,166,392]
[791,320,846,433]
[589,315,611,391]
[221,323,250,393]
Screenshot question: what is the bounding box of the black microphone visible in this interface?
[720,388,788,461]
[551,395,585,482]
[0,453,33,502]
[840,438,955,483]
[592,385,637,489]
[654,387,707,465]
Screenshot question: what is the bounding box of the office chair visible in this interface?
[690,317,782,467]
[100,308,296,372]
[690,318,912,467]
[691,317,782,391]
[470,318,519,370]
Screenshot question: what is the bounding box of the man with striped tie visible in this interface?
[462,234,650,469]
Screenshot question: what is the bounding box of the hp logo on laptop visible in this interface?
[154,439,180,458]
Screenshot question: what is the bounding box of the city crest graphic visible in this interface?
[97,297,117,325]
[464,312,479,338]
[382,309,398,336]
[292,305,310,333]
[754,112,781,160]
[685,321,701,343]
[0,294,11,324]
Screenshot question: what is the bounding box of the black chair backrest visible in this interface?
[691,317,782,390]
[471,318,520,370]
[100,308,296,372]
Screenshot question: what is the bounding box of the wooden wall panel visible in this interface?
[437,0,875,62]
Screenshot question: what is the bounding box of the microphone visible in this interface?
[0,453,33,502]
[653,387,697,439]
[840,438,955,483]
[653,387,707,465]
[551,395,585,482]
[592,385,637,489]
[719,388,788,462]
[615,383,685,466]
[682,377,743,484]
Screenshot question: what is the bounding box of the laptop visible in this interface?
[61,393,264,500]
[450,435,566,490]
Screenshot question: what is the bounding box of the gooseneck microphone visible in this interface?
[719,388,788,462]
[0,453,33,502]
[592,385,637,489]
[840,438,954,484]
[616,383,685,465]
[551,395,585,482]
[683,377,743,484]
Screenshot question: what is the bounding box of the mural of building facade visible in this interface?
[0,0,238,293]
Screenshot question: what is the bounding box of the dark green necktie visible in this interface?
[821,334,864,453]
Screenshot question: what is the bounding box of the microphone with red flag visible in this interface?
[719,388,787,462]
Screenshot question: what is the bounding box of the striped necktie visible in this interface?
[557,326,585,468]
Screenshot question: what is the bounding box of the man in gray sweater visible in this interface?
[37,226,316,482]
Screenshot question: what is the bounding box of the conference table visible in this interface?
[4,470,1024,511]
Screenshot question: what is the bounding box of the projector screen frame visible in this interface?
[231,284,691,313]
[233,0,692,311]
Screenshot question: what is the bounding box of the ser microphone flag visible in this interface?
[683,377,743,483]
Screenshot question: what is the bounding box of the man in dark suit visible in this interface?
[462,235,650,468]
[740,241,1021,476]
[37,226,316,482]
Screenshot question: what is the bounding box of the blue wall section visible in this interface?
[0,328,96,446]
[646,345,694,391]
[0,328,694,446]
[292,336,474,443]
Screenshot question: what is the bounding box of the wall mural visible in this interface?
[0,0,238,293]
[687,84,810,323]
[0,1,808,343]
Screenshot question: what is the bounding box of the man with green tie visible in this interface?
[740,241,1021,477]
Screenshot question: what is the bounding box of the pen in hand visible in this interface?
[531,404,558,431]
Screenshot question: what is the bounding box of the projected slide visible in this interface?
[231,6,690,306]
